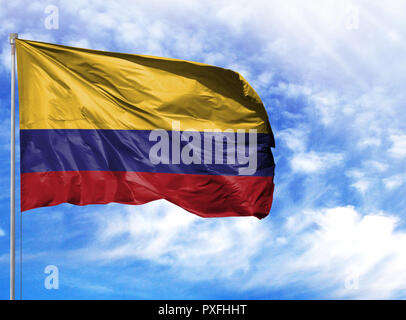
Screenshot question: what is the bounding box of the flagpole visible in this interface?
[9,32,18,301]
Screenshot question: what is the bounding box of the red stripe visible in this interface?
[21,171,274,219]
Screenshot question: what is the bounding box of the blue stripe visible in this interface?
[20,129,275,176]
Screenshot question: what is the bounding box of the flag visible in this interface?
[16,39,275,218]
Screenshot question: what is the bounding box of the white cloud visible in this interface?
[364,160,388,172]
[351,179,371,194]
[295,207,406,299]
[388,134,406,158]
[84,200,270,279]
[0,228,5,237]
[383,174,406,190]
[66,38,91,49]
[69,203,406,299]
[246,206,406,299]
[278,127,344,174]
[291,151,344,174]
[0,46,11,72]
[357,137,381,149]
[278,127,308,152]
[311,91,340,126]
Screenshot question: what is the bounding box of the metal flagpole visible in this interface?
[9,32,18,301]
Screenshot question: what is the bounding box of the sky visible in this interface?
[0,0,406,299]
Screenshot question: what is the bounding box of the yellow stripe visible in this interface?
[17,39,271,133]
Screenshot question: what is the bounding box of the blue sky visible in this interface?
[1,0,406,299]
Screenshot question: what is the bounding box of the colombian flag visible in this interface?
[16,39,275,219]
